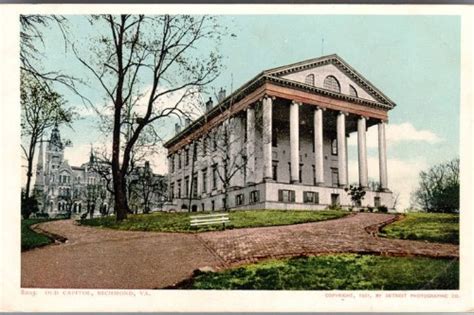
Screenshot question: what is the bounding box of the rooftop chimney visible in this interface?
[175,123,181,134]
[217,87,226,103]
[205,97,213,112]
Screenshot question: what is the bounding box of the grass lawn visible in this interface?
[80,210,348,232]
[21,219,54,251]
[181,254,459,290]
[380,213,459,244]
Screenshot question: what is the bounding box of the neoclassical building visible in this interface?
[164,54,395,212]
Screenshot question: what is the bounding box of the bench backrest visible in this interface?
[190,213,230,226]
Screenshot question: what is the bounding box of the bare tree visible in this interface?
[21,71,74,200]
[20,15,88,103]
[73,15,225,221]
[208,114,248,211]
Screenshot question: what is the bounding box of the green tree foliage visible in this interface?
[21,71,74,202]
[344,185,366,207]
[412,158,459,213]
[21,190,39,219]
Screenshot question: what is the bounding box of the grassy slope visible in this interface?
[186,254,459,290]
[81,210,348,232]
[21,219,54,251]
[380,213,459,244]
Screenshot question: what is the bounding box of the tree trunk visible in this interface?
[24,137,37,200]
[114,173,128,221]
[25,156,33,200]
[112,103,128,221]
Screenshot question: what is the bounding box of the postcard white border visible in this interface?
[1,4,473,312]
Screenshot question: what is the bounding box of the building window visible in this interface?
[299,164,303,183]
[250,190,260,203]
[304,191,319,204]
[177,180,182,198]
[202,168,207,193]
[312,165,316,185]
[288,163,291,182]
[184,176,189,198]
[323,75,341,93]
[235,193,244,206]
[171,155,175,172]
[178,152,182,169]
[278,189,295,202]
[185,148,189,166]
[331,138,338,155]
[305,74,315,86]
[272,161,278,181]
[272,129,278,147]
[349,84,358,97]
[193,144,197,161]
[202,137,207,155]
[170,183,174,200]
[374,196,381,208]
[213,133,218,150]
[331,168,339,187]
[192,173,198,198]
[331,193,340,206]
[212,164,218,189]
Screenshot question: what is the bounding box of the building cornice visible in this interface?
[265,54,397,107]
[164,57,396,151]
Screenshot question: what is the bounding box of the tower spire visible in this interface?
[34,138,45,188]
[89,143,94,164]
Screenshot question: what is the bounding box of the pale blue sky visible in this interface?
[32,14,460,209]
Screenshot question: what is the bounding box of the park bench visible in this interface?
[190,213,230,229]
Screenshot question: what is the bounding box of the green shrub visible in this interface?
[21,194,39,219]
[326,204,343,211]
[378,205,388,213]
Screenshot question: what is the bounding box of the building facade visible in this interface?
[164,54,396,212]
[33,125,166,217]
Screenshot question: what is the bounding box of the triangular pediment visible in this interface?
[58,160,73,174]
[264,54,395,107]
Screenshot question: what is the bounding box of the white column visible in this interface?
[378,120,388,190]
[337,111,348,187]
[357,116,368,188]
[262,96,273,181]
[290,101,300,183]
[345,133,349,185]
[246,106,256,184]
[167,155,172,200]
[314,107,324,185]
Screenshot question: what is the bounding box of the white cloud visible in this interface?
[348,156,428,211]
[348,122,442,148]
[64,143,95,167]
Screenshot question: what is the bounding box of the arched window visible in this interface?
[323,75,341,93]
[349,85,358,97]
[305,74,315,86]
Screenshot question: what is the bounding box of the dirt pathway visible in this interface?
[21,213,458,289]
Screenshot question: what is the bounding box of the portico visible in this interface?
[245,95,388,190]
[164,54,395,212]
